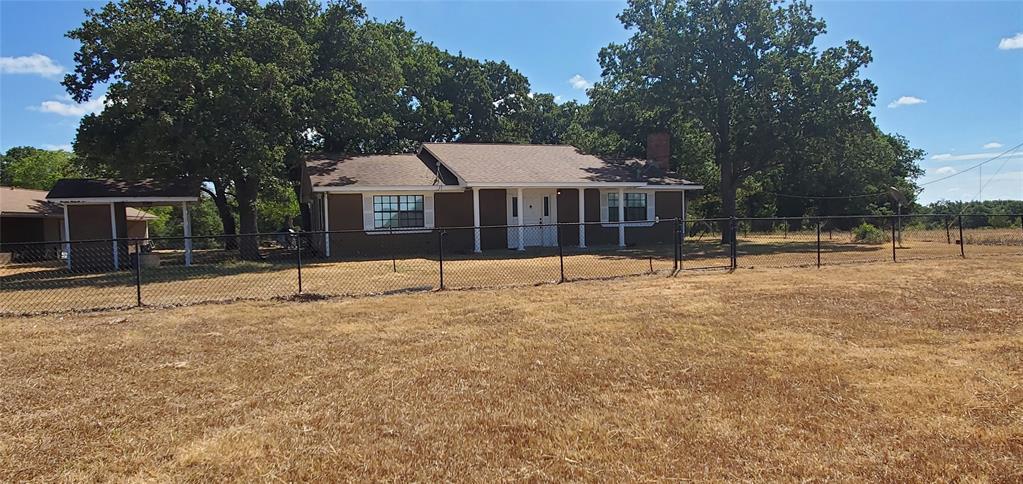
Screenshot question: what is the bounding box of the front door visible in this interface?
[507,189,557,248]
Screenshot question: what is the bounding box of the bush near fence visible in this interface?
[1,214,1021,315]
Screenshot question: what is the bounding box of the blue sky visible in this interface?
[1,0,1020,203]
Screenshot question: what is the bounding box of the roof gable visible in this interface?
[305,154,442,189]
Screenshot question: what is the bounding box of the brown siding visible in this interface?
[67,204,114,271]
[556,189,580,246]
[478,189,507,250]
[323,193,441,258]
[435,190,473,253]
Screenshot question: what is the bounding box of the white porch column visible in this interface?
[323,193,331,258]
[472,187,481,253]
[516,187,525,250]
[109,203,119,269]
[182,202,193,266]
[578,188,586,248]
[62,204,71,269]
[617,187,626,247]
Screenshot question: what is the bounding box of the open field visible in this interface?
[2,231,1021,314]
[2,258,1021,480]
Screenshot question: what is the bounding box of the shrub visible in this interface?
[852,222,887,244]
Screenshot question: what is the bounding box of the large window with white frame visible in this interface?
[373,195,425,229]
[608,192,648,222]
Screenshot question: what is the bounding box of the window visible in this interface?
[543,196,550,217]
[373,195,425,229]
[511,197,518,217]
[608,192,647,222]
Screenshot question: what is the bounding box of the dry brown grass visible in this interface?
[2,257,1021,481]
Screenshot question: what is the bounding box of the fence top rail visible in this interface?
[2,213,1019,248]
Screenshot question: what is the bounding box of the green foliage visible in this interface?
[256,180,300,231]
[851,223,887,244]
[587,0,922,220]
[0,147,86,190]
[146,196,224,239]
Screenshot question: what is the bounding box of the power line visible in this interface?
[917,141,1023,187]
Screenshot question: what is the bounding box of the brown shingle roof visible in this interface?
[421,143,695,186]
[46,178,199,200]
[305,154,441,188]
[1,186,156,220]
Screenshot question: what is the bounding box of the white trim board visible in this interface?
[49,197,199,203]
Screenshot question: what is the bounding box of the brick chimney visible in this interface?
[646,132,671,172]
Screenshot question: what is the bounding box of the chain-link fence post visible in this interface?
[134,239,142,307]
[295,231,303,295]
[437,229,445,290]
[945,215,951,244]
[672,217,679,273]
[816,219,821,268]
[730,216,738,270]
[891,216,897,262]
[958,214,965,257]
[558,223,565,283]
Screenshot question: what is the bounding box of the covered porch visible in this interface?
[468,185,700,253]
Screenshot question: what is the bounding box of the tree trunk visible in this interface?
[234,175,261,260]
[211,180,238,250]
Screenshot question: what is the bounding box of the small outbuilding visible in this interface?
[1,186,156,263]
[46,178,199,271]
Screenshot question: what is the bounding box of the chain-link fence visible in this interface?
[2,214,1021,315]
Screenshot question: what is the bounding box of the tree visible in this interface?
[0,147,85,190]
[65,0,333,257]
[592,0,901,233]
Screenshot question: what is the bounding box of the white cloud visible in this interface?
[998,33,1023,50]
[887,96,926,108]
[42,143,73,151]
[929,150,1023,162]
[982,142,1003,149]
[568,74,591,90]
[932,166,957,176]
[0,54,64,78]
[32,94,107,117]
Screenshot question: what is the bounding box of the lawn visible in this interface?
[1,257,1021,481]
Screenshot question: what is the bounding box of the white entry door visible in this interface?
[507,189,558,248]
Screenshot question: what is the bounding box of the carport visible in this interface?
[46,178,199,271]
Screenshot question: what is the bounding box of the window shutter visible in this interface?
[646,191,655,221]
[599,190,609,223]
[424,193,435,228]
[362,195,374,231]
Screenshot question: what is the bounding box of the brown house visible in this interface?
[301,135,702,257]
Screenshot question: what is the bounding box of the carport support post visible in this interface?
[617,187,625,247]
[557,223,565,283]
[437,230,445,289]
[472,187,481,253]
[516,188,524,250]
[109,203,119,269]
[62,204,71,269]
[323,193,330,258]
[577,188,586,248]
[182,201,193,266]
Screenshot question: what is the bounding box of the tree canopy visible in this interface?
[0,147,86,190]
[60,0,930,243]
[587,0,924,221]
